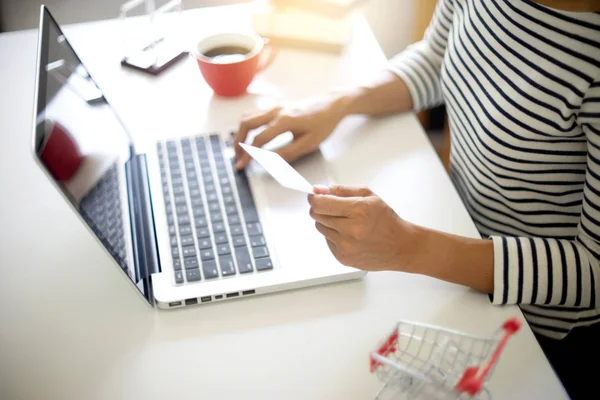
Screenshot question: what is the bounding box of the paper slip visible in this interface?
[238,143,314,194]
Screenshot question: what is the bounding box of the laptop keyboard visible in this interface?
[157,133,273,284]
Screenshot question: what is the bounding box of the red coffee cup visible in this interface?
[39,119,84,181]
[192,32,277,97]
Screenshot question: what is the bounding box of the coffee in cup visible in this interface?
[192,32,277,97]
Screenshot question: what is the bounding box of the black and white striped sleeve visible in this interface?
[491,78,600,309]
[386,0,454,112]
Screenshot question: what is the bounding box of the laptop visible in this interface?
[31,6,365,309]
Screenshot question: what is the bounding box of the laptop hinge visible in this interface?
[125,152,160,303]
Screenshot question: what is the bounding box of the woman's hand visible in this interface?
[308,184,495,294]
[307,184,420,272]
[233,94,349,170]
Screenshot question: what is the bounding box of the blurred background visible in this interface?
[0,0,448,169]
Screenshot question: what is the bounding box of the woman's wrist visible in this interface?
[326,87,365,120]
[396,222,495,294]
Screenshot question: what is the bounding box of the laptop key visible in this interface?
[217,244,231,256]
[186,171,197,181]
[184,257,199,270]
[195,217,208,227]
[174,270,184,284]
[181,236,194,247]
[219,255,236,276]
[171,171,182,181]
[171,247,179,258]
[170,236,178,247]
[208,202,220,212]
[192,207,205,217]
[172,258,182,271]
[196,227,210,238]
[196,141,207,151]
[235,247,253,274]
[223,195,235,204]
[212,222,225,233]
[249,235,266,248]
[174,195,186,205]
[168,225,176,235]
[230,225,243,236]
[246,222,262,236]
[176,205,188,215]
[210,213,223,223]
[253,246,269,259]
[225,205,237,215]
[235,178,249,189]
[178,215,190,225]
[182,246,196,258]
[198,238,212,250]
[214,233,228,244]
[206,192,218,202]
[255,258,273,271]
[191,198,204,207]
[200,248,215,261]
[228,214,241,225]
[243,209,259,223]
[186,268,201,282]
[202,260,219,280]
[179,225,192,235]
[232,235,246,247]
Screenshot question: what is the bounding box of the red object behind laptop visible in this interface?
[39,120,83,181]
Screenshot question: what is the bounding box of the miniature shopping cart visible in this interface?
[369,317,521,400]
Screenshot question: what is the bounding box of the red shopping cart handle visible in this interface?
[455,317,522,395]
[369,329,398,373]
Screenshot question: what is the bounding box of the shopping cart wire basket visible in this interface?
[369,317,521,399]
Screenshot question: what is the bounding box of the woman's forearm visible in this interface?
[328,70,414,119]
[407,225,495,294]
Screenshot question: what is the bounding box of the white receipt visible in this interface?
[239,143,314,194]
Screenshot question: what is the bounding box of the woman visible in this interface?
[233,1,600,397]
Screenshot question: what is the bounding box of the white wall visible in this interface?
[0,0,245,32]
[0,0,417,59]
[361,0,416,58]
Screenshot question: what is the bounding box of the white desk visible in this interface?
[0,4,566,400]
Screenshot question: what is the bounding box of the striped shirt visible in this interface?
[388,0,600,339]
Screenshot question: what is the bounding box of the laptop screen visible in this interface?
[33,7,151,302]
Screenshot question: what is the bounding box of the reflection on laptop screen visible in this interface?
[33,8,150,300]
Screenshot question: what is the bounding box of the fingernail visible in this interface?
[235,161,243,170]
[313,184,330,194]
